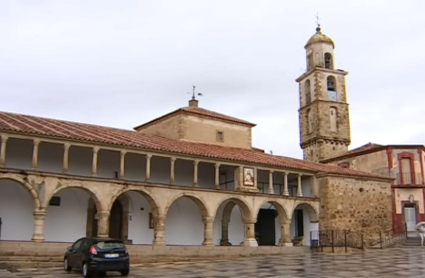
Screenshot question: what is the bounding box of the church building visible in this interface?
[0,26,394,257]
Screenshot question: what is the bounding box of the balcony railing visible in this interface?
[396,172,424,185]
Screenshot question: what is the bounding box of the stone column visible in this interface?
[145,154,152,182]
[193,159,199,187]
[243,218,258,247]
[220,218,231,246]
[214,163,221,189]
[32,209,47,242]
[96,210,110,238]
[268,170,274,194]
[0,135,8,167]
[283,172,289,196]
[119,151,126,179]
[153,215,166,246]
[170,157,176,185]
[297,174,303,197]
[312,175,319,197]
[31,139,41,170]
[202,217,214,246]
[92,147,100,177]
[62,143,71,173]
[279,219,293,246]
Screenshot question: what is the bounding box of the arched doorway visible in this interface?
[90,199,123,239]
[291,203,319,246]
[254,201,288,246]
[214,198,253,246]
[0,178,37,241]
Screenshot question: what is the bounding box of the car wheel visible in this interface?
[82,262,92,278]
[120,268,130,276]
[63,257,72,272]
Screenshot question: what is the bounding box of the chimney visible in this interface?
[189,99,198,107]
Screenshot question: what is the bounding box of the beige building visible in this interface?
[0,26,393,258]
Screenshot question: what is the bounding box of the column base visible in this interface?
[243,238,258,247]
[279,242,293,247]
[97,233,109,238]
[202,240,215,247]
[31,235,45,242]
[268,189,274,194]
[152,239,166,247]
[220,239,232,246]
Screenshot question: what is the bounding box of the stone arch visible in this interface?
[108,188,160,217]
[86,194,130,240]
[45,184,103,212]
[254,200,289,223]
[214,197,253,221]
[0,176,41,209]
[164,192,210,219]
[292,202,319,223]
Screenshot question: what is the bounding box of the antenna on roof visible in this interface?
[188,85,203,100]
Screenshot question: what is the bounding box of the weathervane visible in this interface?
[315,12,321,28]
[188,85,203,100]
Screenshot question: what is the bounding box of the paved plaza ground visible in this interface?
[1,247,425,277]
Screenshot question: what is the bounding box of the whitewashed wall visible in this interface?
[126,191,153,244]
[290,205,318,246]
[44,188,90,242]
[0,179,34,241]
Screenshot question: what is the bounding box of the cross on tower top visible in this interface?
[315,12,321,28]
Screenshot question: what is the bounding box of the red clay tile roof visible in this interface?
[0,110,392,180]
[134,105,256,130]
[321,142,425,163]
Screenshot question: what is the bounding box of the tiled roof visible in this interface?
[0,111,392,180]
[134,105,256,130]
[346,142,383,154]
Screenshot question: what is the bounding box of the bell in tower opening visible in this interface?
[295,25,351,163]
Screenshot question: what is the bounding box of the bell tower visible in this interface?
[296,25,351,162]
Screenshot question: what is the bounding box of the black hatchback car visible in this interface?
[63,237,130,277]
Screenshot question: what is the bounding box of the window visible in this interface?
[216,131,224,142]
[324,53,333,69]
[338,162,350,169]
[49,196,61,206]
[401,157,413,184]
[327,76,336,91]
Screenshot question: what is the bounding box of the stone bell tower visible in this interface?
[296,25,351,163]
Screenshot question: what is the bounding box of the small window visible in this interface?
[324,53,333,69]
[49,196,61,206]
[216,131,224,142]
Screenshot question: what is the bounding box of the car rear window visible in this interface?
[94,241,125,249]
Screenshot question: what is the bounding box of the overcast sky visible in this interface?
[1,0,424,159]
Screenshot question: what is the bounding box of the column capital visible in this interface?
[170,157,176,163]
[269,170,274,174]
[64,142,71,149]
[242,218,257,225]
[96,210,110,219]
[146,153,153,159]
[215,162,221,168]
[194,159,199,166]
[1,134,9,141]
[120,150,127,156]
[33,209,47,219]
[298,173,303,177]
[33,138,41,145]
[93,146,100,153]
[202,216,214,224]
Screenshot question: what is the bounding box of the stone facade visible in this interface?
[297,27,351,163]
[318,175,393,239]
[322,145,425,234]
[134,100,253,149]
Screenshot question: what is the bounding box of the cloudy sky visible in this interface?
[0,0,424,159]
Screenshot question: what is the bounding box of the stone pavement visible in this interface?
[2,247,425,277]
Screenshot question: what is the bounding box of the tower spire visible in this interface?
[315,13,321,32]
